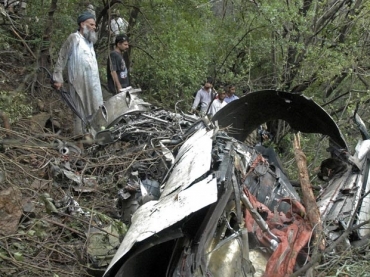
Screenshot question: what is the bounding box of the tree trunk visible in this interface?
[125,0,141,71]
[40,0,58,68]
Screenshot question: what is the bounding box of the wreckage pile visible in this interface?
[0,89,201,276]
[1,89,370,277]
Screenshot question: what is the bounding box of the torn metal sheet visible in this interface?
[349,139,370,169]
[161,128,213,198]
[103,129,307,277]
[212,90,347,149]
[90,88,150,133]
[243,147,300,213]
[100,90,370,276]
[159,141,175,165]
[317,138,370,242]
[357,164,370,239]
[104,175,218,275]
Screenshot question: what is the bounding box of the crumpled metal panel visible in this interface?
[317,170,358,219]
[357,170,370,238]
[354,142,370,239]
[103,129,217,277]
[102,90,370,276]
[243,149,300,213]
[317,138,370,241]
[161,128,213,198]
[90,88,151,132]
[104,175,217,276]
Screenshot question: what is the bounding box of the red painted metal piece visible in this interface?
[243,188,312,277]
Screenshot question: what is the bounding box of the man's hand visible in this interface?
[53,82,62,90]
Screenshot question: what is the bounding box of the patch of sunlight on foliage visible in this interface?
[0,91,33,123]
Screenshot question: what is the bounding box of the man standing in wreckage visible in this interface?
[107,34,130,94]
[208,88,227,117]
[191,78,215,116]
[53,12,103,136]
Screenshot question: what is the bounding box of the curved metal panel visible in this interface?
[212,90,347,149]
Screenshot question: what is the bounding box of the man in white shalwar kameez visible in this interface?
[53,12,103,137]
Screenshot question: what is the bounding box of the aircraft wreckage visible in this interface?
[57,88,370,277]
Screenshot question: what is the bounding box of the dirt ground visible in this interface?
[0,39,130,276]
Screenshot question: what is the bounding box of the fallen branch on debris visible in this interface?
[293,133,324,249]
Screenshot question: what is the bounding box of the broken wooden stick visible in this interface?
[0,111,10,130]
[293,133,324,250]
[10,26,37,60]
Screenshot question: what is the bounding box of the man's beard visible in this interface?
[82,25,98,44]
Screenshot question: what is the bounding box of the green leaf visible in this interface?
[13,252,23,262]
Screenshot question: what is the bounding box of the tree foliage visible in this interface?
[3,0,370,180]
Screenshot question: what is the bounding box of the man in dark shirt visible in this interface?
[107,34,129,94]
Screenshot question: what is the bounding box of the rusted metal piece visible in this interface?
[243,187,312,277]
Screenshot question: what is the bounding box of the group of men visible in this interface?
[191,80,270,146]
[52,11,268,148]
[52,11,130,137]
[191,80,239,117]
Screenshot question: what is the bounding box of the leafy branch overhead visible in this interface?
[1,1,370,277]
